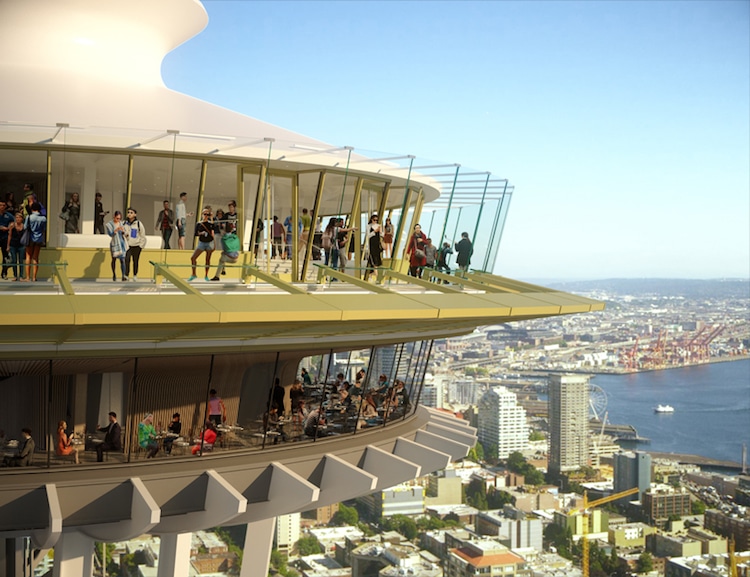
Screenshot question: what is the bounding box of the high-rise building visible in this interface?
[548,374,590,475]
[477,387,528,459]
[275,513,301,554]
[614,451,652,501]
[448,380,484,406]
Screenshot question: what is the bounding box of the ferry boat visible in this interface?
[654,404,675,413]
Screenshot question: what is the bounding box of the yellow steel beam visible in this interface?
[150,262,203,296]
[50,262,74,296]
[469,271,555,293]
[241,264,308,295]
[315,265,394,294]
[376,269,461,294]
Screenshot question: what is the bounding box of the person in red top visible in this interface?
[192,421,218,455]
[56,420,79,464]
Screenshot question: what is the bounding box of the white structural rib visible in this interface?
[153,470,247,534]
[423,422,478,447]
[31,484,62,549]
[425,408,476,431]
[0,407,479,555]
[79,478,160,542]
[230,462,320,523]
[392,437,452,475]
[413,430,472,461]
[358,445,422,492]
[304,453,378,510]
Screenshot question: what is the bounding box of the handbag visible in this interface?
[20,226,31,247]
[414,249,426,260]
[59,209,70,221]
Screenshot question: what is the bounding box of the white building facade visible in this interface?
[548,374,590,474]
[477,386,528,459]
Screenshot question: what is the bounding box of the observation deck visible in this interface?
[1,265,603,360]
[0,1,605,574]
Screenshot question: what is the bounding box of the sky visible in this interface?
[162,0,750,281]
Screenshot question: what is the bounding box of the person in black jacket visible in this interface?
[163,413,182,455]
[3,428,35,467]
[155,200,175,249]
[272,377,286,416]
[188,207,217,281]
[454,232,473,272]
[95,412,122,462]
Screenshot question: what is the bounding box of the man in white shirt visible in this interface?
[175,192,194,249]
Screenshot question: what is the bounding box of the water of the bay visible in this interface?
[592,359,750,465]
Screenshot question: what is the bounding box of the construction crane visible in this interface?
[570,486,640,577]
[620,336,639,371]
[729,537,738,577]
[694,324,725,362]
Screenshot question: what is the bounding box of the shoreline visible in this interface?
[643,450,744,472]
[560,354,749,376]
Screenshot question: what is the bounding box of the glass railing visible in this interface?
[0,343,431,471]
[0,124,512,280]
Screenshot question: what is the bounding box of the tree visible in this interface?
[417,515,446,531]
[383,515,418,540]
[529,430,545,442]
[691,499,707,514]
[295,535,321,556]
[270,549,287,574]
[505,451,544,485]
[636,551,653,573]
[330,503,358,526]
[443,512,460,526]
[467,442,484,463]
[543,523,573,559]
[524,467,545,485]
[506,451,526,473]
[465,479,489,510]
[487,487,514,509]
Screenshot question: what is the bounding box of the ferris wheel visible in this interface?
[588,383,608,421]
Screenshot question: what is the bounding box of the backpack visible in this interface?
[222,232,241,253]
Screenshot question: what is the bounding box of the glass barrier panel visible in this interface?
[241,167,261,250]
[0,149,48,218]
[130,156,182,250]
[203,160,239,242]
[126,354,213,460]
[297,171,321,278]
[47,151,128,240]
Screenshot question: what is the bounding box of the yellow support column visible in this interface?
[348,177,363,278]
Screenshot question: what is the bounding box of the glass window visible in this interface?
[202,160,238,242]
[0,149,48,226]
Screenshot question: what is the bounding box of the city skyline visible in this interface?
[162,0,750,281]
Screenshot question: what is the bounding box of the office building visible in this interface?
[0,2,603,577]
[614,451,652,501]
[475,508,543,551]
[276,513,302,554]
[477,386,528,459]
[704,509,750,552]
[548,374,590,475]
[642,486,691,526]
[357,485,425,520]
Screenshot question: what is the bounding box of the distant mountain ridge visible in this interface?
[545,278,750,299]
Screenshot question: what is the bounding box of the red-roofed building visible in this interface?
[445,540,530,577]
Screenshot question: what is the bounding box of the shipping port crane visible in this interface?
[570,486,640,577]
